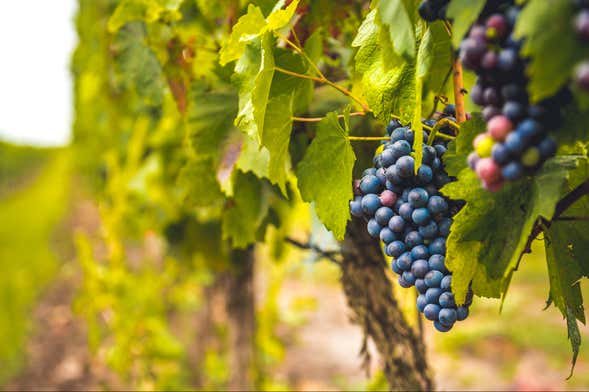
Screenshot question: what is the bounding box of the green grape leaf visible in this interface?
[295,112,356,240]
[187,87,238,156]
[233,34,275,140]
[558,105,589,147]
[108,0,183,33]
[514,0,589,102]
[113,23,166,105]
[424,21,453,93]
[177,157,224,208]
[376,0,416,59]
[219,0,300,65]
[219,5,267,66]
[565,307,582,379]
[353,10,417,122]
[545,223,586,324]
[261,93,293,195]
[236,135,270,178]
[442,155,586,303]
[222,171,270,248]
[446,0,486,48]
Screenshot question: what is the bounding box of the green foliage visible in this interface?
[514,0,589,102]
[446,0,486,48]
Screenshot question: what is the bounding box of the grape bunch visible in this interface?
[349,112,472,332]
[573,0,589,92]
[459,2,564,191]
[418,0,450,22]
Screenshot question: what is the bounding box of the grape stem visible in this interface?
[427,118,460,144]
[348,136,391,141]
[285,237,341,264]
[292,112,367,122]
[275,32,372,113]
[517,178,589,267]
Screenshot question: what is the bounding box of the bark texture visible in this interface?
[341,217,434,391]
[226,247,256,390]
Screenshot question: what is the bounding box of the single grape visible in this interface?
[398,276,413,288]
[417,294,428,312]
[402,271,417,285]
[434,320,453,332]
[397,252,413,271]
[350,196,363,217]
[418,165,434,184]
[440,275,452,291]
[475,157,502,184]
[425,270,444,288]
[408,188,429,208]
[521,147,540,167]
[487,115,513,141]
[363,168,377,177]
[538,137,557,159]
[361,194,381,215]
[391,140,412,159]
[425,287,443,304]
[386,241,406,258]
[367,219,382,238]
[360,175,382,194]
[574,61,589,92]
[411,245,430,260]
[439,292,456,308]
[391,259,402,274]
[468,151,480,170]
[456,306,469,321]
[412,208,431,226]
[380,149,396,167]
[380,227,396,244]
[411,259,430,279]
[503,101,526,122]
[416,279,428,294]
[375,207,394,226]
[491,143,511,165]
[379,190,397,207]
[427,196,448,214]
[438,308,458,326]
[396,156,415,177]
[405,231,424,248]
[398,203,414,222]
[501,161,524,181]
[428,254,447,273]
[429,237,446,255]
[424,304,441,321]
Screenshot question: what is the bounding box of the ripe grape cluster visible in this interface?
[418,0,450,22]
[573,0,589,92]
[349,112,472,332]
[459,2,563,191]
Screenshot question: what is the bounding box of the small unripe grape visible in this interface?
[487,115,513,141]
[476,158,502,184]
[575,10,589,41]
[379,190,397,207]
[474,135,495,158]
[482,178,504,193]
[521,147,540,167]
[467,152,480,170]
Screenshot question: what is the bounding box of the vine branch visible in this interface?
[285,237,342,264]
[518,178,589,265]
[452,58,467,124]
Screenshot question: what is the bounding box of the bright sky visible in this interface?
[0,0,77,146]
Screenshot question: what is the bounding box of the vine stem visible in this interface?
[348,136,391,141]
[275,32,372,113]
[292,112,367,122]
[285,237,341,264]
[517,179,589,266]
[452,58,467,124]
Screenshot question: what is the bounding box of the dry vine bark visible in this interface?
[341,217,434,391]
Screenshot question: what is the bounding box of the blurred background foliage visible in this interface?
[0,0,587,390]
